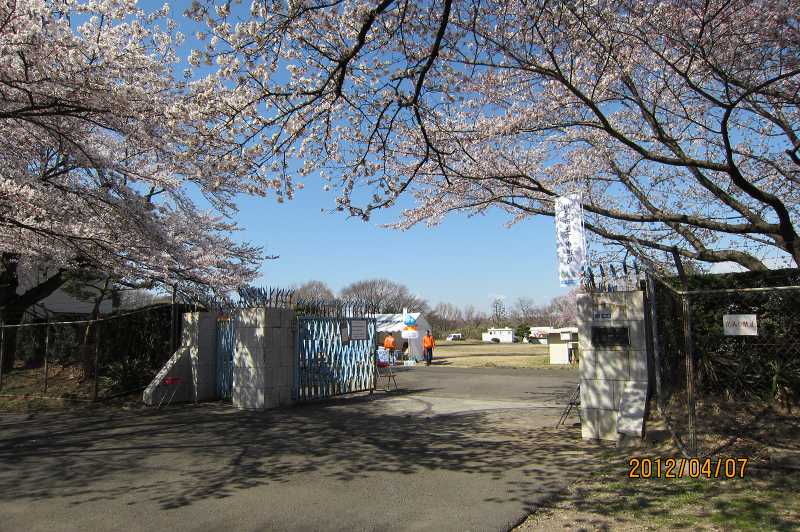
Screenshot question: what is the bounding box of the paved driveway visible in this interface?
[0,366,599,532]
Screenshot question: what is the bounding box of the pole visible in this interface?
[170,285,177,353]
[672,249,696,456]
[646,274,663,410]
[0,323,5,390]
[92,320,100,401]
[682,294,697,456]
[43,321,50,394]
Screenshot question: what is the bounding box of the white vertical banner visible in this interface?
[555,194,587,287]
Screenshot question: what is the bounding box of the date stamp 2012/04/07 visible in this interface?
[628,457,749,479]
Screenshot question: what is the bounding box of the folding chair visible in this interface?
[157,376,183,408]
[376,360,398,391]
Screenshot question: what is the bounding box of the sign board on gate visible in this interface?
[723,314,758,336]
[351,320,368,340]
[339,321,350,344]
[401,329,419,339]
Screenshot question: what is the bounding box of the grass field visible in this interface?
[433,340,566,369]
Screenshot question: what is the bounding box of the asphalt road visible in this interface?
[0,366,596,532]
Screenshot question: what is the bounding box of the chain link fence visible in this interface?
[0,305,184,403]
[649,268,800,457]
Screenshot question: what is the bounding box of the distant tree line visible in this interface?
[291,279,578,339]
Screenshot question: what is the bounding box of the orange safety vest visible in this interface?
[423,335,435,349]
[383,336,396,350]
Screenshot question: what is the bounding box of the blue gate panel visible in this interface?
[216,316,235,400]
[295,317,376,401]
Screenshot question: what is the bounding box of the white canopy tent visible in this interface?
[375,312,433,362]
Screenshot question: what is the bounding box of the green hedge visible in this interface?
[654,268,800,405]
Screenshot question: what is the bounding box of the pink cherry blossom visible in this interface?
[189,0,799,271]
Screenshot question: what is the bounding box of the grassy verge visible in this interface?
[432,341,572,369]
[0,365,145,412]
[517,451,800,531]
[435,354,553,369]
[435,341,549,357]
[517,404,800,531]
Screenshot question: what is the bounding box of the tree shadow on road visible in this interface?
[0,388,604,513]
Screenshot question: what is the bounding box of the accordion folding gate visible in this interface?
[295,316,377,401]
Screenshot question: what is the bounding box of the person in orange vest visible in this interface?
[422,330,435,366]
[383,332,396,352]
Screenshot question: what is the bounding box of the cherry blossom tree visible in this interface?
[188,0,800,271]
[0,0,279,368]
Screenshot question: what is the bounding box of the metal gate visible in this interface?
[295,316,377,401]
[215,315,234,400]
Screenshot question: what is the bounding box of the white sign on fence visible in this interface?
[350,320,368,340]
[555,194,587,287]
[723,314,758,336]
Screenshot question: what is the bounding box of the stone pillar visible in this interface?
[576,291,649,441]
[191,312,217,402]
[232,308,267,410]
[264,308,296,408]
[231,307,296,410]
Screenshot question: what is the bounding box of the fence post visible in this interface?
[682,294,697,456]
[372,322,378,393]
[646,274,664,411]
[43,320,50,394]
[672,249,697,456]
[170,285,177,354]
[0,322,5,390]
[93,320,100,401]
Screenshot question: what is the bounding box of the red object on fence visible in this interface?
[162,377,182,385]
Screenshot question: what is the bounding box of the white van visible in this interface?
[446,333,464,341]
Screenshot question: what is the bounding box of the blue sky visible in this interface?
[163,3,571,311]
[235,186,570,310]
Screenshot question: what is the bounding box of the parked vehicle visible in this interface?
[446,333,464,341]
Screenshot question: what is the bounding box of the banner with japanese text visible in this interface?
[555,194,587,287]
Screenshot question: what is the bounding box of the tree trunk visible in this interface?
[0,308,23,374]
[0,253,66,373]
[79,278,110,380]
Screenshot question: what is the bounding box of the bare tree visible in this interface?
[491,298,506,326]
[513,297,537,323]
[433,302,463,323]
[339,279,427,312]
[428,302,466,335]
[291,280,335,301]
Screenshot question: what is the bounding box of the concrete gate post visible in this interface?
[231,307,297,410]
[576,291,649,442]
